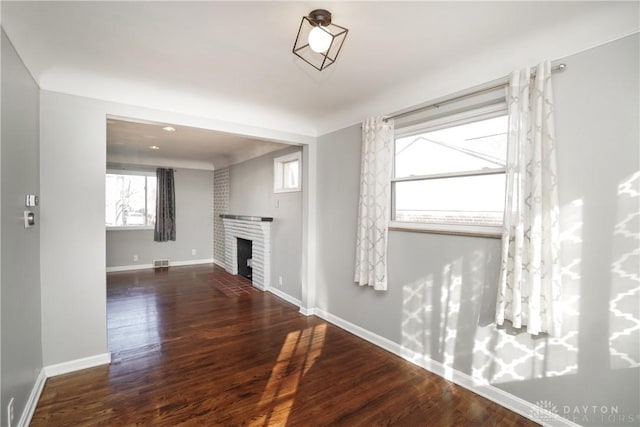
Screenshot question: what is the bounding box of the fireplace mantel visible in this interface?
[221,216,271,290]
[220,214,273,222]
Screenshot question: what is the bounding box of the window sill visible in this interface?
[388,221,502,239]
[274,187,301,194]
[107,226,154,231]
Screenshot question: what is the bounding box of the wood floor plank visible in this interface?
[30,264,538,426]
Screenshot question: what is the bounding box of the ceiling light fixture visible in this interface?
[149,145,160,150]
[292,9,348,71]
[162,126,176,132]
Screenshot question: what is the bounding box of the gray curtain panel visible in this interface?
[154,168,176,242]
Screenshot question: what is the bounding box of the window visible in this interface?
[106,171,157,229]
[274,152,301,193]
[391,106,508,234]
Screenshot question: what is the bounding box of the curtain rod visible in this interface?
[385,63,566,122]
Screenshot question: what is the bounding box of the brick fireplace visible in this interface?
[220,215,272,290]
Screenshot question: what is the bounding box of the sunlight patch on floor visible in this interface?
[251,324,327,426]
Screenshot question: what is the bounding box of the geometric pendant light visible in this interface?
[292,9,348,71]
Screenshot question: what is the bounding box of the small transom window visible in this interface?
[274,152,302,193]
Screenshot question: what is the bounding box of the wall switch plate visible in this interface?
[278,276,283,286]
[24,210,35,228]
[133,254,138,262]
[192,249,197,256]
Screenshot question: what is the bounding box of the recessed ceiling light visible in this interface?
[149,145,160,150]
[162,126,176,132]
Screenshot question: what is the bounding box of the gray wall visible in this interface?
[40,91,109,366]
[316,34,639,425]
[229,146,302,301]
[213,168,229,265]
[1,29,42,425]
[106,167,214,268]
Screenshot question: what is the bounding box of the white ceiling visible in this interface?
[106,117,290,170]
[2,1,638,142]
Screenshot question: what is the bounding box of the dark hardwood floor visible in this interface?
[31,264,538,426]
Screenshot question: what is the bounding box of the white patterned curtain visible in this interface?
[354,117,394,291]
[496,61,562,336]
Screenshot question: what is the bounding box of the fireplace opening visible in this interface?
[237,238,253,280]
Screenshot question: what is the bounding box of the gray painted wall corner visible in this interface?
[1,28,43,426]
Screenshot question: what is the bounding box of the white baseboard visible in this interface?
[44,352,111,377]
[107,263,152,272]
[252,282,266,291]
[299,306,316,316]
[17,369,46,427]
[267,287,301,307]
[312,308,578,427]
[17,353,112,426]
[107,258,214,272]
[171,258,214,267]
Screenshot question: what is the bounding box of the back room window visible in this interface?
[106,171,157,228]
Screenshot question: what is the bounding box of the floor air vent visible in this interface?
[153,259,169,269]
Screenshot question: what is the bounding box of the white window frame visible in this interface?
[390,104,508,238]
[274,151,302,193]
[106,169,156,231]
